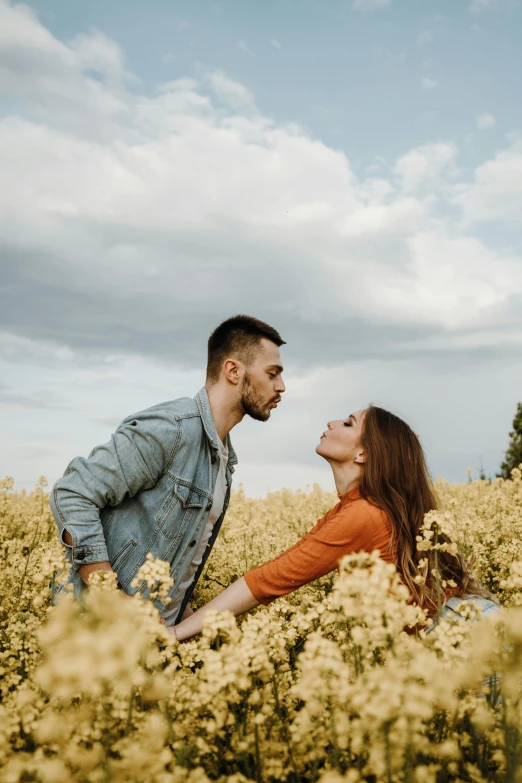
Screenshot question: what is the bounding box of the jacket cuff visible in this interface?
[62,538,110,568]
[60,527,110,568]
[71,544,110,568]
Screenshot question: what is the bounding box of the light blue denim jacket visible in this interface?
[425,595,502,704]
[425,595,500,633]
[50,388,237,621]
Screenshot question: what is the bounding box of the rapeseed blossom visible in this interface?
[1,475,522,781]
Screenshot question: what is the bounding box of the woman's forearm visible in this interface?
[172,577,260,641]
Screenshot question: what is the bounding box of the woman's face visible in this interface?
[316,408,367,463]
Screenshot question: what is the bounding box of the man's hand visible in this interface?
[63,529,113,585]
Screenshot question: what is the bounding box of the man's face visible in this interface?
[241,339,286,422]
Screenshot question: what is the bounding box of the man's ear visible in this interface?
[223,358,242,386]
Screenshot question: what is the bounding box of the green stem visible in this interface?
[125,686,136,735]
[383,722,393,783]
[272,672,298,777]
[501,692,520,783]
[17,521,40,602]
[254,722,262,783]
[0,626,11,645]
[329,701,342,772]
[434,528,442,614]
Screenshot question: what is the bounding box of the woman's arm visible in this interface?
[171,577,260,641]
[172,503,375,641]
[244,504,374,605]
[171,509,338,641]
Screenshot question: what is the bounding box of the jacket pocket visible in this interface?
[156,480,207,540]
[111,539,137,574]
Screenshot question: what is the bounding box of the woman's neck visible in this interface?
[330,462,361,496]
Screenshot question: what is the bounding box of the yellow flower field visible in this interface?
[1,472,522,783]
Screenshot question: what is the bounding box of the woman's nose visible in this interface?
[327,421,333,430]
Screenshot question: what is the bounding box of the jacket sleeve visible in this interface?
[50,409,180,570]
[244,503,374,605]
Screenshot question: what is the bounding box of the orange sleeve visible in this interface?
[258,502,343,566]
[244,501,376,605]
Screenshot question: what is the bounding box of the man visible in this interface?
[50,315,286,625]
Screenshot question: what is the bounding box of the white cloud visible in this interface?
[1,0,522,494]
[457,138,522,225]
[0,332,76,366]
[270,38,282,50]
[207,70,256,111]
[371,233,522,329]
[0,6,135,149]
[69,30,127,82]
[0,0,521,366]
[334,197,425,238]
[476,112,496,130]
[394,142,458,195]
[421,77,438,90]
[352,0,391,9]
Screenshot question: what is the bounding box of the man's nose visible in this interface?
[276,376,286,393]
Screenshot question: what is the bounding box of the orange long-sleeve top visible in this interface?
[244,487,397,606]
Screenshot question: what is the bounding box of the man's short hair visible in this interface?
[206,315,285,384]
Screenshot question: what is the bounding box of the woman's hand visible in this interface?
[172,577,260,642]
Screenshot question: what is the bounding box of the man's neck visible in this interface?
[205,383,244,442]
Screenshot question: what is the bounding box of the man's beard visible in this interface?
[241,372,271,422]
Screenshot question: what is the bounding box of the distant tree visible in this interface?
[499,402,522,479]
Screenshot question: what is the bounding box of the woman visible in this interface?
[171,405,491,642]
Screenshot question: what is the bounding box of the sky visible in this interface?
[1,0,522,497]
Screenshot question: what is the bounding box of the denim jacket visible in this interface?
[425,595,500,634]
[425,595,502,704]
[50,387,238,621]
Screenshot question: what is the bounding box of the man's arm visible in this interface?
[62,530,113,585]
[52,409,179,582]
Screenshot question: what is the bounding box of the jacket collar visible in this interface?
[194,387,238,468]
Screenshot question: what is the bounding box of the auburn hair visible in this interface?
[358,405,489,614]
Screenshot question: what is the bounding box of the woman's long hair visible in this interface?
[359,405,489,614]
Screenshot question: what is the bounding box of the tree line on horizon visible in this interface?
[498,401,522,480]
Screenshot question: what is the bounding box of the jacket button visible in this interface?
[76,552,86,560]
[189,540,197,547]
